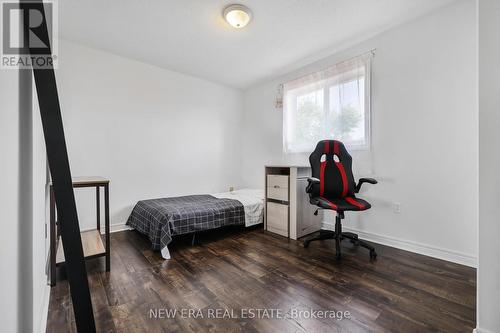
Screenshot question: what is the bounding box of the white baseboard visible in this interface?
[38,284,51,333]
[475,327,497,333]
[322,221,477,267]
[83,221,478,267]
[80,223,132,234]
[107,223,132,233]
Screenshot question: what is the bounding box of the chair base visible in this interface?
[303,212,377,261]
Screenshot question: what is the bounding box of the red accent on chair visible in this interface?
[345,197,366,210]
[320,142,330,196]
[320,197,338,210]
[320,162,326,196]
[334,141,349,197]
[333,140,339,155]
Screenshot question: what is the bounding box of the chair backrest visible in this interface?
[309,140,357,199]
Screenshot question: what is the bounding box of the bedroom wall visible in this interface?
[32,86,50,333]
[55,40,244,231]
[478,0,500,332]
[0,62,21,333]
[240,0,478,266]
[0,68,47,333]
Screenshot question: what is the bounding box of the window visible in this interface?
[283,54,372,153]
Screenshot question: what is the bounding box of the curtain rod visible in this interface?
[280,48,377,86]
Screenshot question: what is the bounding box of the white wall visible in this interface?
[56,40,244,230]
[0,64,21,333]
[1,71,48,333]
[0,67,47,333]
[32,86,50,333]
[478,0,500,332]
[241,0,478,266]
[18,69,33,333]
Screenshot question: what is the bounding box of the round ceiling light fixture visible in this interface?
[223,4,252,29]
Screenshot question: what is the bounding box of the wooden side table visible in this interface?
[264,166,322,240]
[50,176,110,286]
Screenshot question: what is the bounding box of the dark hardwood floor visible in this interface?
[46,227,476,333]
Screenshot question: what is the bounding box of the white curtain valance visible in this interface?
[283,52,374,93]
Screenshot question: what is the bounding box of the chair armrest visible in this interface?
[306,177,320,193]
[355,178,377,193]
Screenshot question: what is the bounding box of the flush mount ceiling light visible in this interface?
[223,4,252,29]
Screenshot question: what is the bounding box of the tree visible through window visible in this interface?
[295,90,324,147]
[283,55,371,153]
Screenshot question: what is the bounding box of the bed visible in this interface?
[126,189,264,259]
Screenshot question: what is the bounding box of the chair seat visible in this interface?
[311,196,371,211]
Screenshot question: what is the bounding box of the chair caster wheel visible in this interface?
[350,239,357,245]
[303,241,310,248]
[370,250,377,260]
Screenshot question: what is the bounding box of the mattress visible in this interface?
[212,189,264,227]
[126,194,245,259]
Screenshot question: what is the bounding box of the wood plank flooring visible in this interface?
[46,227,476,333]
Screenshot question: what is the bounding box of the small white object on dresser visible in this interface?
[265,165,322,239]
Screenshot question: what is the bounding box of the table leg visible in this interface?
[96,186,100,231]
[105,184,110,271]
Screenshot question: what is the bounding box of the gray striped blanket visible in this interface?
[126,195,245,253]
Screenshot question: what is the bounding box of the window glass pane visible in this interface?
[283,57,370,153]
[328,77,365,145]
[290,89,324,151]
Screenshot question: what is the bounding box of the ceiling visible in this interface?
[59,0,456,89]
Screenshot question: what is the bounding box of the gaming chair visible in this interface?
[303,140,378,260]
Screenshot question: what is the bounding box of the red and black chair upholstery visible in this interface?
[304,140,378,260]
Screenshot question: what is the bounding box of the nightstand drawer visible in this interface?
[267,175,289,189]
[267,186,288,201]
[266,202,288,237]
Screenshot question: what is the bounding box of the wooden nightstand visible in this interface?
[265,166,322,240]
[49,176,110,286]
